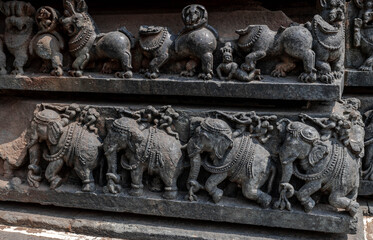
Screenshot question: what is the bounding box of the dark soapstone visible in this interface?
[0,74,344,101]
[0,179,357,234]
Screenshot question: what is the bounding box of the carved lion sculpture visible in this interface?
[305,0,345,83]
[30,6,65,76]
[0,0,35,75]
[139,5,217,80]
[61,0,134,78]
[236,24,317,83]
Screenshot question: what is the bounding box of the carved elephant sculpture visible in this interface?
[278,120,360,216]
[27,109,102,192]
[104,116,184,199]
[187,117,276,207]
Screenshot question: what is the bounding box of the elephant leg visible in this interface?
[45,159,64,190]
[329,191,359,217]
[160,170,179,200]
[115,52,133,79]
[104,144,121,194]
[295,180,322,213]
[74,161,96,192]
[129,164,145,197]
[242,178,272,208]
[205,172,228,203]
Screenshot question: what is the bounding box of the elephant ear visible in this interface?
[48,121,63,145]
[308,142,329,167]
[213,135,233,160]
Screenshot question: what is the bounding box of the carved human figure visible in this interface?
[61,0,134,78]
[305,0,346,83]
[0,0,35,75]
[216,42,261,82]
[27,109,101,192]
[30,6,65,76]
[236,24,317,83]
[353,0,373,71]
[79,106,100,134]
[276,120,360,217]
[186,117,276,207]
[104,116,184,199]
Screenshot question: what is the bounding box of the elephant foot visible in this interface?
[258,193,272,209]
[50,177,63,190]
[129,187,144,197]
[145,71,159,79]
[51,67,63,77]
[11,68,24,75]
[69,70,83,77]
[82,182,96,192]
[163,190,178,200]
[115,70,133,79]
[0,67,7,75]
[302,198,315,213]
[347,201,360,217]
[211,188,224,203]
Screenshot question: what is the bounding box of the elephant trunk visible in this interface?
[188,154,202,184]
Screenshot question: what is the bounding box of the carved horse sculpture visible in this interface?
[104,116,184,199]
[186,117,276,208]
[61,0,134,78]
[27,109,102,192]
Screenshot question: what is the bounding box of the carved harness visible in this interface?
[139,28,168,51]
[43,123,89,167]
[237,26,263,49]
[202,133,256,182]
[312,15,345,51]
[68,13,95,54]
[294,142,347,192]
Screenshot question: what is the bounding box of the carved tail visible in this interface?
[266,163,276,194]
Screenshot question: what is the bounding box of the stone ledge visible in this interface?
[345,69,373,87]
[0,73,343,101]
[0,180,355,234]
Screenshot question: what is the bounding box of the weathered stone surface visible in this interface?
[0,74,344,101]
[345,70,373,87]
[0,180,356,234]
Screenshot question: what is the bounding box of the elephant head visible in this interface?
[29,109,63,147]
[27,109,63,187]
[279,121,329,188]
[187,117,233,187]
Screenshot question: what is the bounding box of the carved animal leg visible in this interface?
[12,48,28,75]
[295,180,322,213]
[129,165,145,196]
[316,60,334,84]
[360,56,373,71]
[74,163,96,192]
[180,59,198,77]
[115,52,133,79]
[104,146,122,194]
[242,178,272,208]
[331,56,344,80]
[241,51,266,73]
[298,50,317,83]
[51,52,64,76]
[329,191,359,217]
[145,53,169,79]
[198,52,214,80]
[272,56,296,78]
[69,53,90,77]
[205,172,228,203]
[160,170,179,200]
[45,159,64,190]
